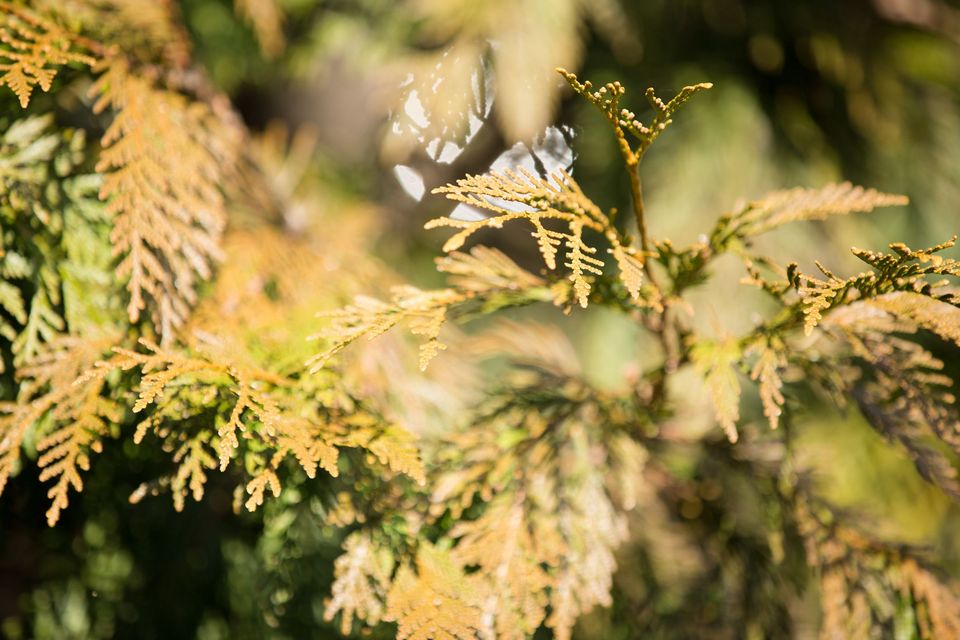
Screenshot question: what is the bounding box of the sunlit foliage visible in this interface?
[313,69,960,639]
[3,2,960,639]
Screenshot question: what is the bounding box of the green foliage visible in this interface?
[0,114,114,370]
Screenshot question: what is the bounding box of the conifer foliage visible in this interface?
[0,1,95,107]
[2,2,960,639]
[310,70,960,638]
[0,0,422,529]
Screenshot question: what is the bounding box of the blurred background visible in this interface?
[3,0,960,637]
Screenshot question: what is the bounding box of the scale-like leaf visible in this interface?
[0,2,96,107]
[730,182,908,237]
[92,61,241,341]
[385,543,484,640]
[691,338,742,442]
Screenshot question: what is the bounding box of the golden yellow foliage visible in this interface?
[425,365,640,640]
[899,558,960,639]
[5,35,960,640]
[450,493,551,639]
[0,2,96,107]
[185,128,382,366]
[437,244,544,292]
[33,0,190,67]
[339,418,426,486]
[429,168,651,308]
[0,113,429,523]
[557,68,712,160]
[91,60,242,340]
[385,543,484,640]
[746,337,787,430]
[310,245,551,372]
[0,336,116,525]
[727,182,908,237]
[0,333,424,520]
[311,287,466,373]
[234,0,285,58]
[324,336,645,639]
[798,236,960,335]
[84,338,341,508]
[324,531,395,635]
[866,291,960,347]
[691,338,743,442]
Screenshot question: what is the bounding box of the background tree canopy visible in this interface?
[2,1,960,638]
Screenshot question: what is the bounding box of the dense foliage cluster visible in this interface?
[2,1,960,639]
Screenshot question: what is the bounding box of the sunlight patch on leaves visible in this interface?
[92,60,242,341]
[725,182,908,238]
[325,531,394,635]
[0,2,96,107]
[310,246,550,372]
[385,543,484,640]
[429,168,652,308]
[691,338,742,442]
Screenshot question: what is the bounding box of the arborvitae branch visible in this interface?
[429,168,658,310]
[556,68,710,264]
[92,60,242,340]
[0,2,97,107]
[309,246,555,372]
